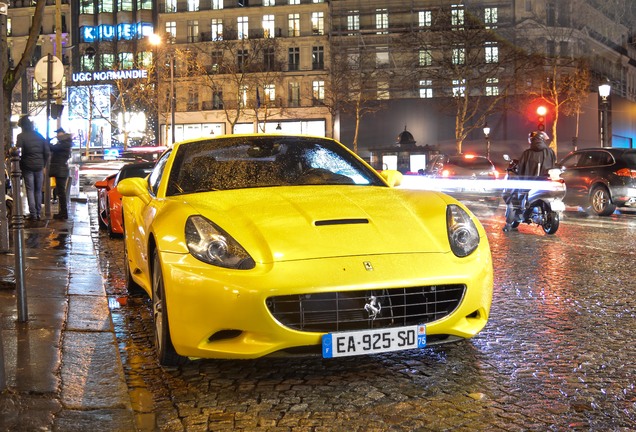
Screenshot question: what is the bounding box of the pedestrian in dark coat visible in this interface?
[50,128,73,219]
[16,116,50,220]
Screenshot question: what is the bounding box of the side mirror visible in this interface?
[117,177,152,205]
[380,170,403,187]
[94,180,108,189]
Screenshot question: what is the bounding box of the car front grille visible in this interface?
[266,285,466,333]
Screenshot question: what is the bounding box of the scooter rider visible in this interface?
[503,131,557,232]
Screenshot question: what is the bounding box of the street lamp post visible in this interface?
[598,78,611,148]
[483,122,491,160]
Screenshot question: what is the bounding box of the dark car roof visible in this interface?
[559,148,636,168]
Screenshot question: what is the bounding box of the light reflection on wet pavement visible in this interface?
[90,196,636,431]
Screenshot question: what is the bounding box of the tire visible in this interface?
[589,185,616,216]
[106,199,116,238]
[543,211,560,235]
[151,249,185,367]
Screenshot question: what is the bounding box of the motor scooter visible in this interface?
[502,155,566,235]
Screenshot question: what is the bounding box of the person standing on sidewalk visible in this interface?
[16,116,50,221]
[49,128,73,220]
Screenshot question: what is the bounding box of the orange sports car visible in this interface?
[94,161,155,236]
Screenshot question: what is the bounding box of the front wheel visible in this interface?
[589,185,616,216]
[543,211,560,235]
[152,249,186,367]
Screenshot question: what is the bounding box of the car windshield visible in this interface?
[447,156,493,170]
[165,136,385,196]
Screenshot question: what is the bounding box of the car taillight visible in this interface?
[488,171,500,179]
[615,168,636,178]
[442,169,451,177]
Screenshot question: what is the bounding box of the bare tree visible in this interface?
[398,7,536,155]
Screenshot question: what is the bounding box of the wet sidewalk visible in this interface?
[0,199,136,431]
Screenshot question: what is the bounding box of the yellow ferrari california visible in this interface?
[118,134,493,366]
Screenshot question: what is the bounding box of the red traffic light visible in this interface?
[537,105,547,131]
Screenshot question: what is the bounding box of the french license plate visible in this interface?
[322,324,426,358]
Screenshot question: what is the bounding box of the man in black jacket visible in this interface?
[503,131,557,232]
[50,128,73,220]
[16,116,50,221]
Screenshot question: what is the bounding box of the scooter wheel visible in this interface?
[543,211,560,235]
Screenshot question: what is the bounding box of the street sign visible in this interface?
[34,55,64,88]
[0,2,8,15]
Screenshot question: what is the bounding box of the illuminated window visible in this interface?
[377,81,389,100]
[419,80,433,98]
[311,12,324,35]
[118,52,134,69]
[347,10,359,35]
[452,46,465,65]
[486,78,499,96]
[418,49,432,66]
[288,13,300,37]
[166,21,176,39]
[288,0,299,4]
[139,0,152,10]
[99,0,113,13]
[485,42,498,63]
[165,0,176,12]
[375,8,388,34]
[418,10,431,27]
[452,79,465,97]
[101,53,114,69]
[118,0,132,12]
[80,0,94,14]
[187,0,199,12]
[485,7,498,29]
[263,0,274,5]
[264,84,276,103]
[211,18,223,41]
[212,0,222,9]
[312,80,324,103]
[238,16,249,39]
[451,4,464,29]
[81,54,95,72]
[263,14,275,38]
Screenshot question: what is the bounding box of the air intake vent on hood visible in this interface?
[314,218,369,226]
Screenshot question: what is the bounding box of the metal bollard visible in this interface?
[9,147,28,323]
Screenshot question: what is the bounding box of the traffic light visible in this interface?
[51,103,65,119]
[537,105,547,131]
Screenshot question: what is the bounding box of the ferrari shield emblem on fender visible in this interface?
[363,261,374,271]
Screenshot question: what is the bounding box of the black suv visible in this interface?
[558,148,636,216]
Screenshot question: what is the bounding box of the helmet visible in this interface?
[528,131,549,144]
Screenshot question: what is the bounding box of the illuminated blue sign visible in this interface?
[80,23,153,42]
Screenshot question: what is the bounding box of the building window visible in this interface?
[560,41,570,57]
[484,7,498,29]
[188,87,199,111]
[546,1,556,26]
[288,47,300,71]
[166,21,176,39]
[80,0,94,14]
[187,0,199,12]
[212,90,223,109]
[525,0,532,12]
[312,0,323,3]
[288,13,300,37]
[312,46,324,70]
[452,79,465,97]
[118,52,134,69]
[311,12,324,35]
[485,78,499,96]
[347,10,359,35]
[239,85,248,108]
[451,4,464,29]
[139,0,152,9]
[312,80,325,104]
[377,81,389,100]
[289,0,299,4]
[238,16,249,39]
[165,0,176,12]
[101,53,114,69]
[263,0,274,5]
[212,0,223,10]
[138,51,153,68]
[210,50,223,72]
[376,49,389,68]
[211,19,223,41]
[418,10,432,27]
[419,80,433,98]
[485,42,498,63]
[263,14,275,38]
[289,82,300,107]
[100,0,113,13]
[237,49,248,71]
[452,46,465,65]
[264,47,275,71]
[375,8,388,34]
[264,84,276,104]
[118,0,132,12]
[418,49,432,66]
[188,20,199,43]
[81,54,95,72]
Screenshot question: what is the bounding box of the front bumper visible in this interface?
[159,247,493,359]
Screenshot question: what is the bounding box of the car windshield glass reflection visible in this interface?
[166,137,385,196]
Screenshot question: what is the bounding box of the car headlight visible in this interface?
[185,215,255,269]
[446,204,480,257]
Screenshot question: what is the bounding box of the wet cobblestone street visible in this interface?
[91,196,636,431]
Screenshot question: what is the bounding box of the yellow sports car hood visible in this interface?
[172,186,464,263]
